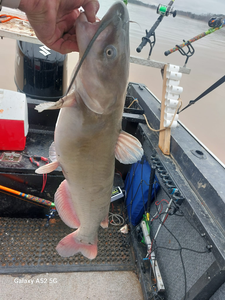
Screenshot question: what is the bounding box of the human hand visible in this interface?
[19,0,99,54]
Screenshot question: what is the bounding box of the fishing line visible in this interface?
[66,11,118,95]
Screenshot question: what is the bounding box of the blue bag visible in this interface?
[125,157,160,226]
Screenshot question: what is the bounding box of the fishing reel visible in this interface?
[208,17,223,28]
[157,4,177,17]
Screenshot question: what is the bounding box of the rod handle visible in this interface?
[136,37,148,53]
[164,49,173,56]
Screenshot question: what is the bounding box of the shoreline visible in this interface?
[128,0,225,23]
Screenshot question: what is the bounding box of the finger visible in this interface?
[56,9,80,39]
[83,0,99,23]
[39,11,80,53]
[49,36,79,54]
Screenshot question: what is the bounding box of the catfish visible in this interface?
[35,1,143,259]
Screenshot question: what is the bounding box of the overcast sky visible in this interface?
[141,0,225,15]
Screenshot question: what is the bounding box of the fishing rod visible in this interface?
[0,184,56,226]
[136,0,176,58]
[0,184,55,208]
[164,17,225,57]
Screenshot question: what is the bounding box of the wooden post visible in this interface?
[158,64,171,155]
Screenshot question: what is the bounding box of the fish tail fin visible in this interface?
[56,230,97,260]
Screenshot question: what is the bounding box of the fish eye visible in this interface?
[106,48,112,56]
[104,45,117,59]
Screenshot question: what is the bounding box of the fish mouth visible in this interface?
[66,1,129,95]
[76,1,129,56]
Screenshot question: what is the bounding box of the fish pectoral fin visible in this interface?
[115,131,143,164]
[35,92,76,112]
[35,101,59,113]
[56,230,98,260]
[55,180,80,229]
[35,161,59,174]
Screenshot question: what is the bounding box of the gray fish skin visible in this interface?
[35,2,143,259]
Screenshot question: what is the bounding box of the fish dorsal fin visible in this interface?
[115,131,143,164]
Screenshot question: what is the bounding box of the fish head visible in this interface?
[75,1,130,115]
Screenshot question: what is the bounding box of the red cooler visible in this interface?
[0,89,28,151]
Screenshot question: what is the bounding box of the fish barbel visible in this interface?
[35,1,143,259]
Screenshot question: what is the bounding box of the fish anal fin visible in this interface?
[100,214,109,228]
[55,180,80,229]
[35,161,59,174]
[56,230,98,260]
[115,131,143,164]
[35,92,76,112]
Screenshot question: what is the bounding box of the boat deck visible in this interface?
[0,207,134,274]
[0,194,144,300]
